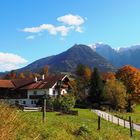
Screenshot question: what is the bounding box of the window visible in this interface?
[31,100,37,104]
[33,91,37,95]
[15,100,19,104]
[53,90,55,96]
[23,101,26,104]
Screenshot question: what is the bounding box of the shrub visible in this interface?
[46,96,54,111]
[53,97,63,111]
[60,95,75,113]
[53,95,75,112]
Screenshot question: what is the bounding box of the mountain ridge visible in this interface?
[19,44,117,73]
[89,43,140,69]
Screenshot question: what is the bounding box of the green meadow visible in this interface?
[16,109,140,140]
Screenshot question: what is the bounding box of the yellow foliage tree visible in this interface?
[84,67,92,82]
[18,72,25,79]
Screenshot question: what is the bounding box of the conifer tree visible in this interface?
[88,67,105,108]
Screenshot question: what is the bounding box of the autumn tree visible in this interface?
[40,65,49,77]
[28,72,34,78]
[4,70,17,79]
[102,72,116,81]
[69,79,78,98]
[75,64,92,100]
[18,72,25,79]
[84,67,92,82]
[104,80,127,110]
[116,65,140,99]
[88,67,105,108]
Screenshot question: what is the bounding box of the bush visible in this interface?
[46,96,54,111]
[53,95,75,112]
[53,97,62,111]
[60,95,75,113]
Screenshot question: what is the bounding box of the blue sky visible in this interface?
[0,0,140,71]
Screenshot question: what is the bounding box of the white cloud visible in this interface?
[26,35,35,40]
[22,24,70,36]
[57,14,85,26]
[75,26,83,33]
[0,52,27,71]
[21,14,86,38]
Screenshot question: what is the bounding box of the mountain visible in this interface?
[118,45,140,52]
[19,44,117,73]
[90,43,140,69]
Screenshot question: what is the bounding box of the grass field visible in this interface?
[16,109,140,140]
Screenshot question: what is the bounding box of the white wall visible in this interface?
[2,99,37,107]
[2,88,68,107]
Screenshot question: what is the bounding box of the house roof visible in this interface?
[0,74,67,90]
[19,75,67,90]
[0,80,15,88]
[12,78,34,88]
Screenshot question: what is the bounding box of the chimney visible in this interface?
[34,77,38,82]
[42,74,45,80]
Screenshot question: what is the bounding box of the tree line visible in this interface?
[73,64,140,112]
[3,66,49,79]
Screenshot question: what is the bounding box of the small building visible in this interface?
[0,75,71,107]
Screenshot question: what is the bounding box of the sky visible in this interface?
[0,0,140,72]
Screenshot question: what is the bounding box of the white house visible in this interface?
[0,75,71,107]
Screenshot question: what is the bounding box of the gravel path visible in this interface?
[92,109,140,131]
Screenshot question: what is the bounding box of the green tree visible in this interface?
[75,64,86,77]
[104,80,127,110]
[88,68,105,108]
[75,64,92,100]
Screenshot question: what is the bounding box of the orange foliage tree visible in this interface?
[116,65,140,99]
[102,72,116,81]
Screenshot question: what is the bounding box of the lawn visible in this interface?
[16,109,140,140]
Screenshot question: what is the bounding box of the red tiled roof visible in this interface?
[0,75,67,90]
[20,75,67,90]
[0,80,15,88]
[12,78,34,88]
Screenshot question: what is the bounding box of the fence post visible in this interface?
[118,118,119,125]
[108,115,110,121]
[132,120,134,131]
[97,116,101,130]
[124,119,125,128]
[129,116,133,137]
[112,115,113,122]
